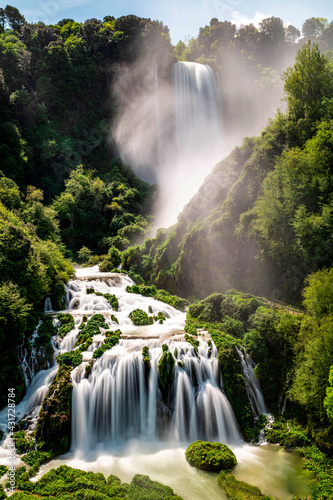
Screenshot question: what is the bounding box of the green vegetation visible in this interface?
[35,366,73,453]
[185,440,237,472]
[92,332,121,359]
[57,313,75,337]
[129,309,154,326]
[103,293,119,311]
[142,346,150,369]
[76,314,109,346]
[217,471,272,500]
[126,283,189,311]
[10,464,183,499]
[158,344,175,395]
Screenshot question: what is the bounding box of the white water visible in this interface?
[0,267,311,499]
[236,346,267,419]
[65,269,241,456]
[156,62,224,227]
[172,62,222,159]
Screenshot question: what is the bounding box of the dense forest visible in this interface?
[2,4,333,499]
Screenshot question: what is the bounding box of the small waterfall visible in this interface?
[172,61,222,158]
[236,347,267,419]
[44,297,53,313]
[71,338,242,457]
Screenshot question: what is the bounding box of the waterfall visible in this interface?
[236,347,267,419]
[44,297,53,313]
[71,338,242,457]
[1,267,245,457]
[172,61,222,158]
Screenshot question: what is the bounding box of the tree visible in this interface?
[259,16,285,44]
[285,25,300,43]
[302,17,327,38]
[303,268,333,317]
[4,5,25,31]
[324,365,333,423]
[283,41,333,121]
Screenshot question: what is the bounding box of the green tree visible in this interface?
[302,17,328,38]
[4,5,25,31]
[303,268,333,317]
[324,365,333,423]
[283,41,333,122]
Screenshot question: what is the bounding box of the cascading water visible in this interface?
[71,338,241,458]
[236,347,267,419]
[172,61,222,158]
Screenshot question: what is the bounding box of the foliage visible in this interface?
[142,346,150,368]
[57,350,83,368]
[35,366,73,453]
[92,333,121,359]
[76,314,109,345]
[158,344,175,394]
[11,464,183,499]
[126,283,189,311]
[129,309,153,326]
[14,431,35,455]
[57,313,75,337]
[217,471,272,500]
[185,440,237,472]
[324,365,333,423]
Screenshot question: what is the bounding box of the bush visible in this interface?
[185,441,237,472]
[129,309,153,326]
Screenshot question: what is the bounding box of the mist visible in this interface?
[111,37,298,230]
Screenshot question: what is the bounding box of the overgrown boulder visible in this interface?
[185,440,237,472]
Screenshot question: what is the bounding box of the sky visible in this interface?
[7,0,333,43]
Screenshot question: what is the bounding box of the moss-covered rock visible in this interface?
[129,309,154,326]
[35,366,72,453]
[158,344,175,395]
[104,293,119,311]
[142,346,150,369]
[126,283,189,312]
[185,440,237,472]
[217,471,273,499]
[56,313,75,338]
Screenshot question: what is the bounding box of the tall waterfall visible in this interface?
[172,61,222,158]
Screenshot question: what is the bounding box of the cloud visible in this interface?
[230,10,271,28]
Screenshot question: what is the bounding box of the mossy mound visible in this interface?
[129,309,154,326]
[185,441,237,472]
[10,465,183,499]
[217,471,273,500]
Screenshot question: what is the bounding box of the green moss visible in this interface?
[57,350,82,368]
[185,441,237,472]
[126,283,189,312]
[14,431,35,454]
[85,360,94,378]
[129,309,154,326]
[184,333,199,351]
[103,293,119,311]
[217,471,273,499]
[92,333,120,359]
[86,287,95,294]
[110,314,119,324]
[0,465,8,477]
[56,313,75,338]
[142,346,150,369]
[35,366,72,453]
[76,314,109,346]
[11,465,183,499]
[158,345,175,394]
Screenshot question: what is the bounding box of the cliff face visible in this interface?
[129,109,333,305]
